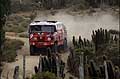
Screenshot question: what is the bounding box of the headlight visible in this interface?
[47,37,51,41]
[32,37,37,41]
[30,34,33,38]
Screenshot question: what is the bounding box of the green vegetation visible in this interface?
[4,10,37,33]
[92,28,111,52]
[68,28,119,77]
[18,32,29,38]
[74,28,119,63]
[0,0,11,56]
[109,29,120,34]
[91,28,119,63]
[11,0,119,12]
[0,0,11,76]
[6,0,119,33]
[2,39,24,62]
[5,14,31,33]
[32,72,58,79]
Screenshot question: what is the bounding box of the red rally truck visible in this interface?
[28,21,67,55]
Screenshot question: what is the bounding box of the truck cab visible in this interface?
[29,21,67,55]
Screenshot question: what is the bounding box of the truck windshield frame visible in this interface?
[29,25,56,33]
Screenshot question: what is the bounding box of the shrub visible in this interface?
[2,39,24,62]
[32,72,58,79]
[109,29,120,34]
[18,32,29,38]
[5,14,31,33]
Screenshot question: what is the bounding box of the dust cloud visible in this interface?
[35,11,119,40]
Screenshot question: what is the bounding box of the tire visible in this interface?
[30,45,36,55]
[52,42,58,53]
[63,39,68,52]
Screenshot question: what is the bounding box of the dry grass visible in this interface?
[2,39,24,62]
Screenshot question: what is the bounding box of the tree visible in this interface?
[0,0,11,77]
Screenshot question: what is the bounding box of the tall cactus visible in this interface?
[104,61,115,79]
[89,60,98,77]
[114,35,118,44]
[92,28,110,51]
[86,39,90,47]
[13,66,19,79]
[83,38,87,47]
[107,61,115,79]
[78,36,84,48]
[99,65,105,78]
[72,36,76,46]
[51,55,57,76]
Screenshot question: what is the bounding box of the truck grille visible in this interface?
[37,37,45,42]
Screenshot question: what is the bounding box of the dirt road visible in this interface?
[2,36,76,79]
[1,36,40,79]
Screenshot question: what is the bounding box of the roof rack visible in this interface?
[34,20,57,23]
[47,21,57,23]
[34,21,40,22]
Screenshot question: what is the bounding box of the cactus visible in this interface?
[72,36,76,46]
[114,66,120,79]
[92,28,111,51]
[51,55,57,76]
[68,28,119,78]
[78,36,83,48]
[89,60,98,77]
[106,61,115,79]
[13,66,19,79]
[86,39,90,47]
[34,66,38,74]
[114,35,118,44]
[83,38,87,47]
[59,60,65,78]
[99,65,105,78]
[37,53,65,78]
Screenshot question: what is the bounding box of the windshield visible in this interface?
[29,25,56,32]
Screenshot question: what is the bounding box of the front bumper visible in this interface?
[30,41,54,48]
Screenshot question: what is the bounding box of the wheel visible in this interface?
[51,41,58,53]
[63,39,68,52]
[47,47,52,57]
[30,45,36,55]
